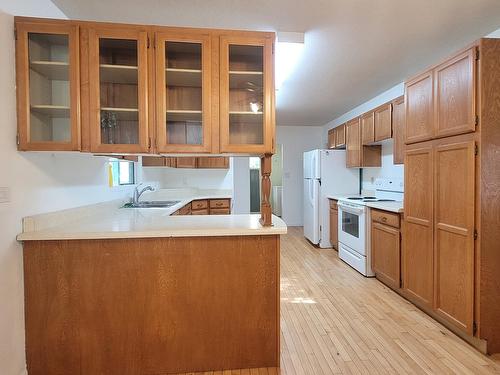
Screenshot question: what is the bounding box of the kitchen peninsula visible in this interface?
[15,13,283,374]
[18,198,286,374]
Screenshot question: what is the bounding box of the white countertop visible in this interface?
[17,189,287,241]
[327,195,403,214]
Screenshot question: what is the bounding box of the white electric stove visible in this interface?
[336,178,404,276]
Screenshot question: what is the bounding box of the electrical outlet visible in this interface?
[0,187,11,203]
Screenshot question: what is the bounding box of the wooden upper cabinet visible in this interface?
[434,48,476,139]
[16,18,276,156]
[219,34,274,153]
[155,31,212,153]
[16,21,80,151]
[392,97,405,164]
[374,103,392,141]
[433,139,475,334]
[405,71,434,144]
[361,112,374,145]
[88,27,150,153]
[335,123,346,148]
[327,128,336,149]
[403,146,434,308]
[176,157,197,168]
[346,118,361,167]
[196,156,229,169]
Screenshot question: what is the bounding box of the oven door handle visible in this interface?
[338,203,365,215]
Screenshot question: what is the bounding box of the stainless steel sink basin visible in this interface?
[123,200,180,208]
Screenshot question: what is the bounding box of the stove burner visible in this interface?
[347,197,363,200]
[376,199,395,202]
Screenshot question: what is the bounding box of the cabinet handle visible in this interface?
[381,217,387,222]
[216,202,223,206]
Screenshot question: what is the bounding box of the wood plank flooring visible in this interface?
[175,227,500,375]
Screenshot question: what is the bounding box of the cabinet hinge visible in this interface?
[16,133,20,145]
[476,49,480,61]
[14,28,17,40]
[148,137,152,150]
[475,115,479,127]
[147,37,150,49]
[475,144,479,156]
[474,229,478,240]
[473,321,478,335]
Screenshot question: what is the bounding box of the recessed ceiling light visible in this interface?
[275,32,305,91]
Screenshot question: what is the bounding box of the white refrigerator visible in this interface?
[303,149,359,248]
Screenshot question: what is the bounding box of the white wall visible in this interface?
[277,126,323,226]
[142,163,233,190]
[0,4,138,375]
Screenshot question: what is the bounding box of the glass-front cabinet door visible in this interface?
[155,31,211,153]
[88,28,149,153]
[219,35,274,153]
[16,22,80,150]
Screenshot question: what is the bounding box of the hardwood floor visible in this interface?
[175,226,500,375]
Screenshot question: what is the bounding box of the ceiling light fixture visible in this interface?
[275,31,305,91]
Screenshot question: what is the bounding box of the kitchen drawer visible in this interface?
[178,204,191,215]
[210,208,231,215]
[210,199,230,209]
[191,200,208,210]
[191,208,209,215]
[371,209,400,228]
[329,199,338,210]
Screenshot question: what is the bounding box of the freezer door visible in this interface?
[303,150,320,179]
[303,178,320,244]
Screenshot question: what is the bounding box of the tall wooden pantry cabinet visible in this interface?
[403,38,500,354]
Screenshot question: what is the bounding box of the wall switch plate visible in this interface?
[0,187,10,203]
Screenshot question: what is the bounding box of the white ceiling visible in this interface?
[52,0,500,126]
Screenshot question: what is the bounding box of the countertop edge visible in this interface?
[17,228,288,241]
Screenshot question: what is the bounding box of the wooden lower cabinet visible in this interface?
[329,199,338,250]
[371,209,401,290]
[23,235,280,374]
[173,199,231,216]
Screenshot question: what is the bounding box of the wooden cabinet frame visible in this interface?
[219,34,274,154]
[154,30,212,153]
[16,21,81,151]
[88,27,150,153]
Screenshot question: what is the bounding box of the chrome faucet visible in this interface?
[133,184,155,205]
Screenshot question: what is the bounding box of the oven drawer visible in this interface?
[371,209,400,229]
[339,242,371,276]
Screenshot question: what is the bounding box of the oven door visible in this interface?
[338,202,366,255]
